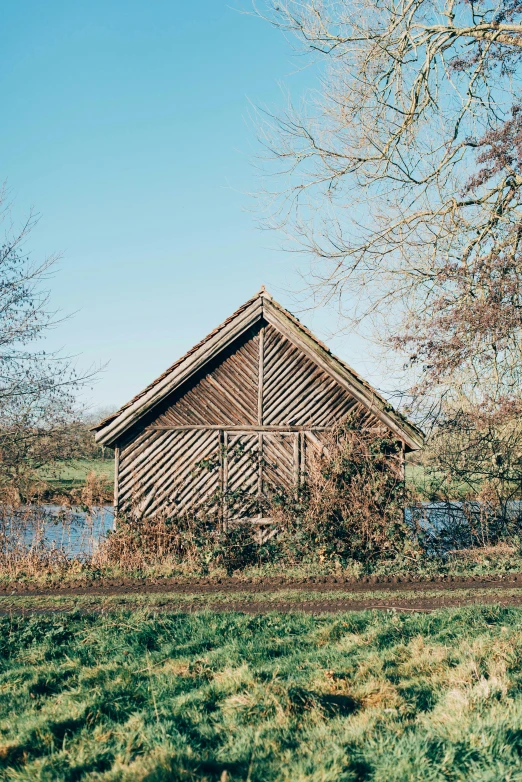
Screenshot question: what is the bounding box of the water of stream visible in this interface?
[3,505,115,560]
[6,501,522,559]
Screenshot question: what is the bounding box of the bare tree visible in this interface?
[420,391,522,501]
[0,193,95,500]
[256,0,522,406]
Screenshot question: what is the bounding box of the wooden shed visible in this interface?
[93,289,423,521]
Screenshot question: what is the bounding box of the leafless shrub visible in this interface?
[71,470,112,508]
[422,400,522,505]
[0,191,98,502]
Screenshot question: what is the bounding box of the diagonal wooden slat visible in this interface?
[262,433,296,496]
[115,315,402,519]
[153,327,259,427]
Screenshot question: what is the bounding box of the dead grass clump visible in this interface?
[0,504,73,580]
[447,543,517,563]
[72,470,112,508]
[94,510,261,575]
[356,679,403,710]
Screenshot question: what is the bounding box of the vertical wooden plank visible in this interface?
[222,430,228,529]
[300,431,306,484]
[293,432,300,490]
[293,432,300,491]
[113,446,120,516]
[258,431,263,508]
[218,428,224,529]
[400,440,406,528]
[258,324,265,425]
[258,324,265,518]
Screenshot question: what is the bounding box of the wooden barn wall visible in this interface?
[262,324,360,426]
[118,429,222,517]
[154,326,260,427]
[115,319,394,517]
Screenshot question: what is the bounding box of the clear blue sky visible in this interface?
[1,0,382,412]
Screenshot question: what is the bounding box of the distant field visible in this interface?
[38,459,114,491]
[405,463,484,499]
[2,606,522,780]
[405,463,425,482]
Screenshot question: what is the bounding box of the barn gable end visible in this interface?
[94,289,423,518]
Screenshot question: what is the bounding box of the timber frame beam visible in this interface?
[148,424,332,432]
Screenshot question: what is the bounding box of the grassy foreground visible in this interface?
[2,609,522,780]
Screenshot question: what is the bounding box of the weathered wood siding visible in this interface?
[154,327,260,426]
[115,319,390,518]
[263,324,360,426]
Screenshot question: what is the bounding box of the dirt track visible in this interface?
[3,573,522,613]
[2,572,522,598]
[2,594,522,614]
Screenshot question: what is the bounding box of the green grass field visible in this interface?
[2,607,522,780]
[38,459,114,493]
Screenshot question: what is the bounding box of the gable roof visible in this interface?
[93,288,424,450]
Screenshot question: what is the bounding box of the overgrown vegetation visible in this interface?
[100,421,416,575]
[7,416,522,584]
[100,419,522,576]
[272,422,413,563]
[2,607,522,780]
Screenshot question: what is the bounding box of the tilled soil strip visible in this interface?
[4,592,522,614]
[4,573,522,598]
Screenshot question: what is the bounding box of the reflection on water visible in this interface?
[21,505,115,559]
[407,501,522,554]
[15,501,522,560]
